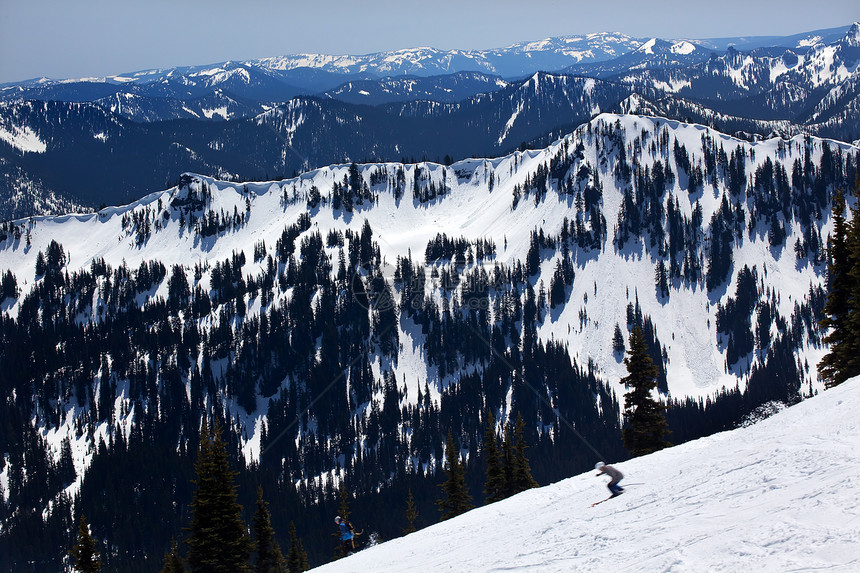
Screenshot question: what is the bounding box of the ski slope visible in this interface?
[312,378,860,572]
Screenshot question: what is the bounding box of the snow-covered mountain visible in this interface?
[3,25,850,96]
[311,376,860,572]
[3,25,860,222]
[0,112,854,570]
[254,32,645,79]
[91,89,269,122]
[562,37,712,78]
[321,72,511,105]
[0,73,645,218]
[693,24,852,52]
[616,23,860,111]
[0,111,846,444]
[1,24,851,112]
[0,33,644,109]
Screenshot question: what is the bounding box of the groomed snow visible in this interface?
[312,378,860,572]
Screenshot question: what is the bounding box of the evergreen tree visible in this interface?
[436,430,473,520]
[35,250,46,277]
[0,269,17,300]
[621,326,671,456]
[186,419,252,573]
[337,482,352,522]
[287,522,308,572]
[819,185,860,387]
[549,261,567,308]
[160,539,185,573]
[253,486,285,573]
[612,323,626,355]
[500,422,515,499]
[403,489,419,534]
[847,181,860,379]
[69,514,101,573]
[482,412,505,504]
[510,413,539,493]
[655,260,669,298]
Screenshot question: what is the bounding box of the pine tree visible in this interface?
[482,412,505,504]
[621,326,671,456]
[847,180,860,379]
[69,514,101,573]
[337,482,351,522]
[160,539,185,573]
[287,522,308,573]
[510,413,539,493]
[819,183,860,386]
[436,430,473,520]
[819,189,854,386]
[655,260,669,298]
[403,489,419,534]
[253,486,285,573]
[186,419,252,572]
[500,422,515,499]
[612,323,626,355]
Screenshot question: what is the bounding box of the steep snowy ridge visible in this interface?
[616,23,860,102]
[311,377,860,572]
[0,113,853,469]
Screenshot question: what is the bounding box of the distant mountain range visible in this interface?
[0,23,858,220]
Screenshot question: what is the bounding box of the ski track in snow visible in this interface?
[311,378,860,572]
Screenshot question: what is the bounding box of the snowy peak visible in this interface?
[635,38,659,55]
[841,22,860,48]
[670,40,697,55]
[635,38,699,56]
[1,112,847,402]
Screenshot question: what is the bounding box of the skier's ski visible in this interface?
[590,492,624,507]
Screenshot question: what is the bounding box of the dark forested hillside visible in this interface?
[0,113,853,570]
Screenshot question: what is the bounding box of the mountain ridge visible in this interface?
[0,111,853,570]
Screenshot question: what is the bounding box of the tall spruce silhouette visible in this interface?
[186,419,252,572]
[437,430,474,520]
[621,326,671,456]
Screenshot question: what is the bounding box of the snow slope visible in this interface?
[0,114,849,475]
[312,378,860,572]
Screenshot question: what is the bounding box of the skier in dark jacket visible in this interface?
[595,462,625,497]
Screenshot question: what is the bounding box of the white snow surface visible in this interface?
[637,38,657,55]
[0,113,851,470]
[312,378,860,572]
[670,41,696,55]
[0,124,47,153]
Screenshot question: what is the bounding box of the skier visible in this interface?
[595,461,624,497]
[334,515,355,554]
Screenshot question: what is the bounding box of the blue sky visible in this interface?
[0,0,857,83]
